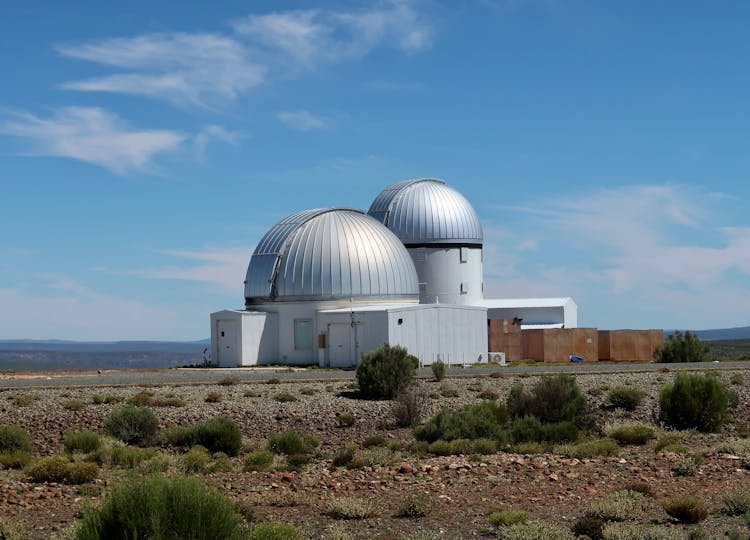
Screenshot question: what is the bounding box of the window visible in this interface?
[220,331,225,337]
[460,282,468,294]
[294,319,313,350]
[460,247,468,263]
[397,318,403,325]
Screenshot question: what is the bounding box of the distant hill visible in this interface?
[666,327,750,341]
[0,339,209,353]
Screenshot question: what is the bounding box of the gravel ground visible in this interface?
[1,367,749,539]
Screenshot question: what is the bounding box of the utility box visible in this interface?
[488,318,522,361]
[598,330,663,362]
[522,328,598,363]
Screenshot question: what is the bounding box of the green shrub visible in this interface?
[508,442,546,455]
[394,494,429,518]
[473,438,497,454]
[0,450,31,469]
[25,455,97,484]
[356,343,418,399]
[659,372,729,432]
[510,416,578,444]
[205,391,222,403]
[507,375,587,425]
[327,497,377,519]
[605,422,655,445]
[64,429,101,454]
[180,446,211,473]
[332,445,357,468]
[63,398,86,411]
[246,523,302,540]
[0,518,26,540]
[585,489,649,522]
[337,413,356,427]
[654,330,709,363]
[91,393,105,404]
[428,440,452,456]
[488,510,529,527]
[415,400,508,443]
[654,434,687,453]
[188,417,242,456]
[105,405,159,445]
[572,516,604,540]
[267,431,316,456]
[74,475,247,540]
[607,386,646,411]
[495,521,576,540]
[64,461,99,484]
[723,485,750,515]
[362,435,386,448]
[560,439,620,459]
[662,495,707,523]
[602,523,683,540]
[0,424,32,453]
[88,438,157,468]
[393,387,426,427]
[244,450,276,472]
[431,359,446,382]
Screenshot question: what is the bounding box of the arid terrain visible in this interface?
[1,366,750,539]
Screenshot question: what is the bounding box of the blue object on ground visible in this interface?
[570,355,584,363]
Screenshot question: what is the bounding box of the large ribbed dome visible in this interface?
[367,179,483,245]
[244,208,419,304]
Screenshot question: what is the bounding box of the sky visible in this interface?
[1,0,750,341]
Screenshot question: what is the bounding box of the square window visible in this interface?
[294,319,313,350]
[397,318,403,325]
[460,247,468,263]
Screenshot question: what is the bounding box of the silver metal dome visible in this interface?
[367,179,483,245]
[245,208,419,304]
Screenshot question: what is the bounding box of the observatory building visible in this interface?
[210,179,577,367]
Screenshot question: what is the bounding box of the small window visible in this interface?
[460,247,468,263]
[220,331,225,337]
[414,248,426,262]
[293,319,313,350]
[397,318,403,325]
[460,282,468,294]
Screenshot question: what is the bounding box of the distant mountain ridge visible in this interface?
[0,339,209,353]
[666,326,750,341]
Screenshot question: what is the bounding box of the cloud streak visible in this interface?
[277,110,332,131]
[56,2,434,107]
[0,107,185,173]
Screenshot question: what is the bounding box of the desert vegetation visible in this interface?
[0,365,749,539]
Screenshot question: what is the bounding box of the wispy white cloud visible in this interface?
[108,247,251,293]
[56,2,434,107]
[193,125,241,159]
[277,109,332,131]
[485,184,750,328]
[0,107,185,173]
[57,33,266,107]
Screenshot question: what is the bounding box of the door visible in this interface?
[217,319,239,366]
[328,323,353,368]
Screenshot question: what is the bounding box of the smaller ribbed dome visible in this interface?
[244,208,419,305]
[367,179,483,245]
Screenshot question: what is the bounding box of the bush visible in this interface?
[64,461,99,484]
[88,438,157,468]
[274,392,297,403]
[267,431,314,456]
[495,521,576,540]
[602,523,683,540]
[188,417,242,456]
[0,424,32,453]
[246,523,302,540]
[356,343,418,399]
[507,375,587,425]
[560,439,620,459]
[179,445,211,473]
[348,447,396,469]
[0,518,26,540]
[510,416,578,444]
[607,386,646,411]
[415,400,508,443]
[327,497,377,519]
[362,435,386,448]
[337,413,356,427]
[25,455,98,484]
[508,442,545,455]
[394,494,429,518]
[0,450,31,469]
[654,330,709,363]
[74,475,247,540]
[205,391,222,403]
[605,422,655,445]
[128,390,186,407]
[473,438,497,454]
[659,372,729,432]
[64,429,101,454]
[63,398,86,411]
[478,388,500,400]
[488,510,528,527]
[572,516,604,540]
[105,405,159,445]
[431,359,446,382]
[439,383,460,398]
[244,450,276,472]
[331,445,357,468]
[585,490,649,522]
[723,485,750,515]
[662,495,707,523]
[393,387,426,428]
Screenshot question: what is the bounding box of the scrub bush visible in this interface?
[0,450,31,469]
[559,438,620,459]
[495,521,575,540]
[105,405,159,445]
[507,375,587,425]
[64,429,101,454]
[601,523,683,540]
[356,344,418,399]
[327,497,377,519]
[607,386,646,411]
[658,372,729,432]
[180,446,211,473]
[654,330,709,363]
[722,485,750,515]
[415,400,508,443]
[662,495,707,523]
[394,494,429,518]
[393,387,426,427]
[0,424,32,453]
[488,510,529,527]
[246,523,301,540]
[509,416,578,444]
[244,450,276,472]
[74,475,247,540]
[585,490,650,522]
[431,359,446,382]
[605,422,656,445]
[25,455,98,484]
[572,516,604,540]
[162,417,241,456]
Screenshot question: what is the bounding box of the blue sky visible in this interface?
[2,0,749,340]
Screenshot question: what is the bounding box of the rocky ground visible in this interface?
[1,367,750,539]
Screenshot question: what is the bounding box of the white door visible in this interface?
[328,324,353,368]
[217,319,239,366]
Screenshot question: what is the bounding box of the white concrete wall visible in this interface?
[316,310,389,368]
[387,304,488,365]
[409,246,483,305]
[486,306,577,327]
[210,310,279,366]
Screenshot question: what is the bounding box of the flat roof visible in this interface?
[479,297,575,309]
[318,303,486,314]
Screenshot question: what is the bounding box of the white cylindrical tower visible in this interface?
[368,179,483,305]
